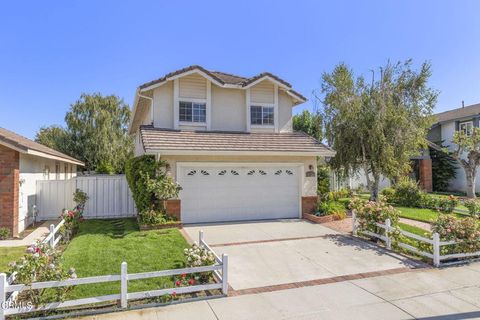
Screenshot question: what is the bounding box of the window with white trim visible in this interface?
[179,101,206,123]
[250,105,274,125]
[43,165,50,180]
[460,121,474,136]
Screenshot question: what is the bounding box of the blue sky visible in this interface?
[1,0,479,139]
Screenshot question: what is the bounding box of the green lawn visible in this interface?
[0,246,26,273]
[398,222,431,237]
[62,219,190,299]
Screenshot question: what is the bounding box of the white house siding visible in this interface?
[346,169,392,191]
[18,154,77,232]
[250,80,274,104]
[179,74,207,99]
[161,155,318,197]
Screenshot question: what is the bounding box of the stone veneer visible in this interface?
[0,144,19,237]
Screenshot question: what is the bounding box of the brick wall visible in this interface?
[419,159,433,192]
[0,145,20,237]
[301,196,318,215]
[165,199,181,221]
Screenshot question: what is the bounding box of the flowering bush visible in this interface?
[73,188,88,210]
[184,243,216,267]
[60,208,84,242]
[393,177,423,207]
[184,243,216,282]
[434,195,459,213]
[432,215,480,253]
[464,199,480,218]
[8,241,77,306]
[349,197,399,238]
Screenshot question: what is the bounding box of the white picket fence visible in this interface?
[36,175,136,220]
[0,231,227,319]
[352,212,480,267]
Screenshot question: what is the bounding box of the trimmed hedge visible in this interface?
[125,155,159,213]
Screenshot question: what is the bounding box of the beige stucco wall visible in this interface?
[147,76,297,133]
[18,154,77,232]
[153,81,174,128]
[211,85,246,131]
[160,154,317,196]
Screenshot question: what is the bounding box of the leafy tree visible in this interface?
[321,60,437,200]
[35,125,70,154]
[36,93,133,173]
[430,141,457,192]
[317,164,330,195]
[292,110,323,141]
[450,128,480,198]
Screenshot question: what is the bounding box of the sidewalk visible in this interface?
[80,262,480,320]
[0,221,55,247]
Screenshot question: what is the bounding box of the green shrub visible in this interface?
[434,195,458,213]
[464,199,480,218]
[316,201,346,216]
[96,161,116,174]
[381,187,396,202]
[125,155,160,213]
[0,227,10,240]
[138,209,177,225]
[393,177,422,207]
[317,164,330,196]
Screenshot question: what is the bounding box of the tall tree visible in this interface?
[430,141,457,192]
[292,110,323,141]
[36,93,133,173]
[322,60,438,200]
[35,125,70,153]
[450,128,480,198]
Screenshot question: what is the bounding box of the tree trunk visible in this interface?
[370,172,380,202]
[465,165,477,198]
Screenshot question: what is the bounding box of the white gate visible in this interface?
[36,175,136,220]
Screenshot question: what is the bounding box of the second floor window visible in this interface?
[460,121,473,136]
[251,105,274,125]
[179,101,206,123]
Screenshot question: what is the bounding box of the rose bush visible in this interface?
[8,241,77,306]
[184,243,216,283]
[464,199,480,218]
[432,215,480,254]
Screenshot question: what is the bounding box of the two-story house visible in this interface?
[129,65,335,224]
[428,102,480,192]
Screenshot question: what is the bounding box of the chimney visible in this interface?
[462,100,465,108]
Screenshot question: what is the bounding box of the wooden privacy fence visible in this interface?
[36,175,136,220]
[0,231,228,319]
[352,212,480,267]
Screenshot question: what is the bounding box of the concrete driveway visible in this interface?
[84,262,480,320]
[184,219,422,291]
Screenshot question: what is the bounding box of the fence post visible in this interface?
[0,273,6,320]
[385,219,392,250]
[199,230,204,245]
[433,233,440,267]
[222,254,228,296]
[351,211,357,236]
[49,224,55,248]
[120,262,128,309]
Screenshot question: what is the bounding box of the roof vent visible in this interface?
[462,100,465,108]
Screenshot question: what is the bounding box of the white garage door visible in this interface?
[178,164,301,224]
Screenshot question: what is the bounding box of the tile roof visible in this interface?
[435,102,480,123]
[139,125,335,155]
[0,127,84,165]
[137,65,306,101]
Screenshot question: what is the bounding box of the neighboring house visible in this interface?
[0,127,84,237]
[129,65,335,224]
[428,102,480,192]
[347,102,480,194]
